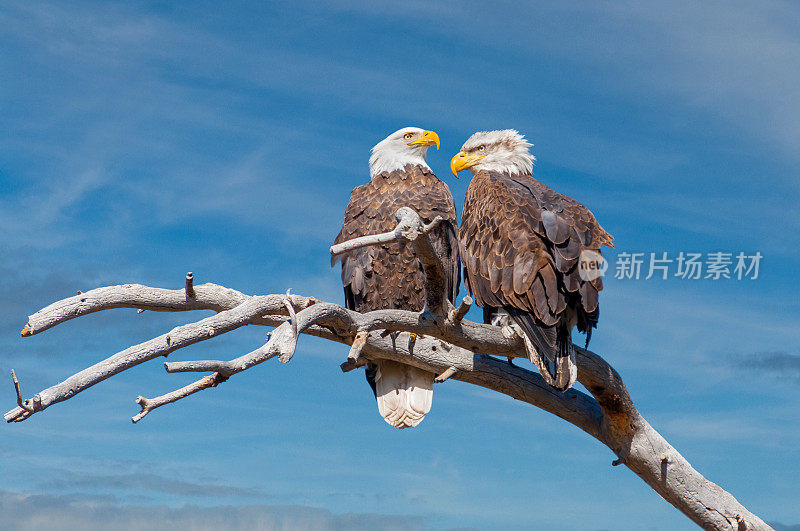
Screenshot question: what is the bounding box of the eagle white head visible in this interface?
[369,127,441,178]
[450,129,535,176]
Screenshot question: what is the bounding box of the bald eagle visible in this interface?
[332,127,460,428]
[451,130,613,392]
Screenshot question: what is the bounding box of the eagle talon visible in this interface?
[407,332,418,354]
[501,325,517,340]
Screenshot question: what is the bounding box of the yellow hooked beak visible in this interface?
[408,130,440,149]
[450,151,485,176]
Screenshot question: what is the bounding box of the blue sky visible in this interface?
[1,1,799,529]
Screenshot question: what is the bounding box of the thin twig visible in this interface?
[448,295,473,323]
[340,357,369,373]
[10,370,32,413]
[434,366,457,383]
[329,210,443,257]
[283,291,298,337]
[347,331,368,363]
[132,372,226,423]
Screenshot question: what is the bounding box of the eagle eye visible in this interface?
[477,145,486,152]
[404,132,414,140]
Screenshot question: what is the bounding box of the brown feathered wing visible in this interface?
[460,170,613,391]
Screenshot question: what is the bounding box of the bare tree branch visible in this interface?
[6,294,311,423]
[132,372,227,423]
[329,208,443,257]
[132,333,293,423]
[4,208,772,530]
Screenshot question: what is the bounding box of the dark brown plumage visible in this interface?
[333,164,460,314]
[332,162,460,427]
[460,169,613,391]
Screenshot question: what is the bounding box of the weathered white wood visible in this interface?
[434,366,457,382]
[448,295,472,323]
[133,372,226,423]
[347,331,368,363]
[329,208,442,257]
[4,208,772,530]
[184,272,194,298]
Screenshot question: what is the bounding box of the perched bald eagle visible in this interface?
[451,130,613,391]
[332,127,460,428]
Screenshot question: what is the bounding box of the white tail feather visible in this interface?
[373,360,434,429]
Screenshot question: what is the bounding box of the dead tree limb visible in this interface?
[5,208,771,531]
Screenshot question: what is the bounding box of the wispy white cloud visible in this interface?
[653,402,800,446]
[42,472,266,500]
[0,2,357,247]
[0,489,430,531]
